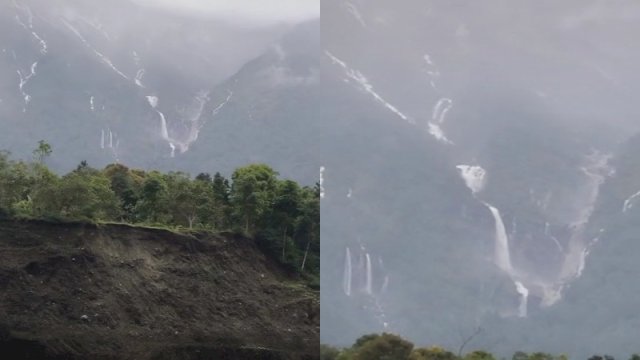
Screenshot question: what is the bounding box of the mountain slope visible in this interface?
[321,0,640,356]
[0,0,319,183]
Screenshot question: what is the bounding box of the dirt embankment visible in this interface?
[0,219,319,359]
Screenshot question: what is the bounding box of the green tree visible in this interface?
[135,172,168,223]
[229,164,278,234]
[103,164,140,221]
[271,179,301,262]
[30,164,61,218]
[463,350,495,360]
[352,333,414,360]
[0,154,34,214]
[296,185,320,273]
[321,344,341,360]
[210,172,231,229]
[51,171,120,220]
[512,352,529,360]
[410,347,459,360]
[32,140,52,164]
[165,172,214,229]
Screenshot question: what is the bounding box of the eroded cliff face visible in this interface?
[0,219,319,360]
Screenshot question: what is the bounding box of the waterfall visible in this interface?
[319,166,325,199]
[515,281,529,317]
[456,165,486,194]
[623,190,640,213]
[343,247,352,296]
[365,253,373,295]
[485,203,513,273]
[100,129,105,149]
[557,152,611,285]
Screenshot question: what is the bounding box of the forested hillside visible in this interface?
[0,142,319,278]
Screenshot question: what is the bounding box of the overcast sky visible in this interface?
[132,0,319,26]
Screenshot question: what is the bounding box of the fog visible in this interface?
[0,0,319,179]
[132,0,319,26]
[320,0,640,358]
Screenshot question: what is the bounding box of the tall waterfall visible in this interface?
[365,253,373,295]
[485,203,513,274]
[343,247,352,296]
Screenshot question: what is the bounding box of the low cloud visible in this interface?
[131,0,319,26]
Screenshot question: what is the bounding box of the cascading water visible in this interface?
[343,247,352,296]
[457,164,525,316]
[485,203,514,274]
[457,152,613,313]
[319,166,325,199]
[622,190,640,213]
[365,253,373,295]
[341,245,391,329]
[556,152,612,286]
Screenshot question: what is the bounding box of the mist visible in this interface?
[320,0,640,358]
[131,0,319,26]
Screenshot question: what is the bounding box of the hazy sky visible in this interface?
[132,0,319,25]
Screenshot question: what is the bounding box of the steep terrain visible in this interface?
[320,0,640,357]
[0,0,320,184]
[0,219,319,359]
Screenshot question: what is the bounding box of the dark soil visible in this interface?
[0,219,319,359]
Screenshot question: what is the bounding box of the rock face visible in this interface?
[0,219,319,359]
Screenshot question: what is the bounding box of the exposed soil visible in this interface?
[0,219,319,359]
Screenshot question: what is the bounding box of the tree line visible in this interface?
[0,142,319,278]
[321,333,639,360]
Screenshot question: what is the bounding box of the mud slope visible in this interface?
[0,219,319,359]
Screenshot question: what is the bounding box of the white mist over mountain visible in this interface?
[320,0,640,357]
[131,0,319,26]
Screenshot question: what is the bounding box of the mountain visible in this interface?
[320,0,640,357]
[0,219,319,359]
[0,0,320,184]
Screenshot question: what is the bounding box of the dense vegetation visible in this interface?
[0,142,319,279]
[321,333,639,360]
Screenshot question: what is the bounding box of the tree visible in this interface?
[229,164,278,234]
[0,154,33,214]
[32,140,52,164]
[272,179,301,262]
[351,333,414,360]
[410,347,458,360]
[135,172,168,223]
[209,172,231,229]
[103,164,139,221]
[165,172,214,229]
[49,171,120,220]
[321,344,341,360]
[297,185,320,273]
[512,352,529,360]
[463,350,495,360]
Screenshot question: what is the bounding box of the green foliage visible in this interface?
[463,350,495,360]
[410,347,458,360]
[350,333,414,360]
[321,344,341,360]
[33,140,52,163]
[0,145,319,277]
[230,163,279,234]
[325,334,580,360]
